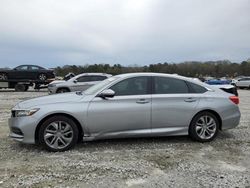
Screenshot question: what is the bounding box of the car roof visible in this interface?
[71,72,112,79]
[15,65,44,68]
[77,72,112,76]
[116,72,197,81]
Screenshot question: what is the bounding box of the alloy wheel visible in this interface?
[44,121,73,150]
[195,115,216,140]
[39,74,47,81]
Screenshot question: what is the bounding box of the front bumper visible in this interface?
[48,86,57,94]
[9,116,37,144]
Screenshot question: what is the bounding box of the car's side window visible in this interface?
[187,82,207,93]
[90,76,107,81]
[16,66,28,70]
[30,66,40,70]
[76,76,91,82]
[154,77,189,94]
[110,77,149,96]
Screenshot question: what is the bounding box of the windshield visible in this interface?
[84,76,120,95]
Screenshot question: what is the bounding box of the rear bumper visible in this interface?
[221,110,241,130]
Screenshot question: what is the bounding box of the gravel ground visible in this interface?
[0,89,249,188]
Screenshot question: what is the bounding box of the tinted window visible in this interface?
[188,82,207,93]
[77,76,91,82]
[154,77,189,94]
[30,66,40,70]
[77,75,107,82]
[16,66,28,70]
[110,77,149,96]
[90,76,107,81]
[240,78,250,81]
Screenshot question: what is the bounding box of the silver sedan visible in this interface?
[9,73,241,151]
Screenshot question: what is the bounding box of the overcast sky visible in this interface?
[0,0,249,68]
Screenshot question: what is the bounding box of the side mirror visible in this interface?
[73,80,78,84]
[97,89,115,99]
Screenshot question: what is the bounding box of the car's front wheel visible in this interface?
[189,112,219,142]
[56,88,70,93]
[39,116,79,152]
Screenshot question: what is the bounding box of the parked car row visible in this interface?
[202,76,250,90]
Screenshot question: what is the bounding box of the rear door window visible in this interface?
[154,77,189,94]
[90,76,107,81]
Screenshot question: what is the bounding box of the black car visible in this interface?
[0,65,55,81]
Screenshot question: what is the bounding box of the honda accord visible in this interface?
[9,73,241,151]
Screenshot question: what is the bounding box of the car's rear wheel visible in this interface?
[38,73,47,81]
[15,84,26,92]
[56,88,70,93]
[189,112,219,142]
[39,116,79,152]
[0,73,8,80]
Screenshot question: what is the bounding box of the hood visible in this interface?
[16,92,84,109]
[50,80,66,85]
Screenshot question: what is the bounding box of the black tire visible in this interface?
[0,73,8,80]
[24,86,29,91]
[56,88,70,93]
[38,116,79,152]
[38,73,47,81]
[15,84,26,92]
[189,112,219,142]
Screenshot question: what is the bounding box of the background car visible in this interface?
[0,65,55,81]
[9,73,240,151]
[235,77,250,89]
[48,73,112,94]
[205,79,231,85]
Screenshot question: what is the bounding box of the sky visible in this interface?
[0,0,249,68]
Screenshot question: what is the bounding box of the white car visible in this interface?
[235,77,250,89]
[48,73,112,94]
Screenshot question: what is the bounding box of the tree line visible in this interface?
[54,60,250,78]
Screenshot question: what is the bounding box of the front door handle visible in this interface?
[136,99,149,104]
[184,97,197,102]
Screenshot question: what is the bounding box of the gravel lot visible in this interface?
[0,89,249,188]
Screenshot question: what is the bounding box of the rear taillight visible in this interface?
[229,96,239,105]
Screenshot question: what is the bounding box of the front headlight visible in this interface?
[48,84,56,87]
[14,108,40,117]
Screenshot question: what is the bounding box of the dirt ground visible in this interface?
[0,89,249,188]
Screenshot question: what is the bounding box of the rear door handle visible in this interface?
[136,99,149,104]
[184,97,197,102]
